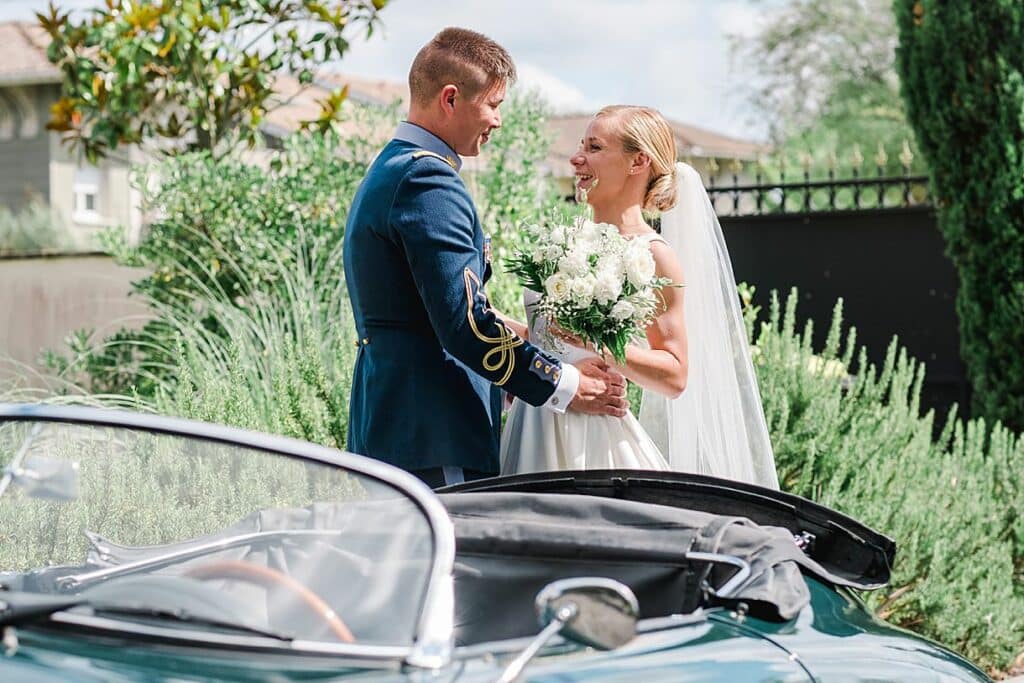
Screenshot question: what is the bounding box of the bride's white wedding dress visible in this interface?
[499,264,670,474]
[500,162,779,489]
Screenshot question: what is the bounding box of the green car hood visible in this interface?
[1,582,988,683]
[0,614,810,683]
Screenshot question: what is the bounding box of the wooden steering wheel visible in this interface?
[184,559,355,643]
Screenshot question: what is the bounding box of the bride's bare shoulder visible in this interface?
[647,236,684,281]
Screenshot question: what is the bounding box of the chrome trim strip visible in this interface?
[48,611,410,661]
[453,611,711,660]
[686,551,752,598]
[0,403,456,669]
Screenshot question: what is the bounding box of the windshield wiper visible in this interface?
[57,530,342,591]
[0,592,291,641]
[0,592,85,626]
[92,605,293,641]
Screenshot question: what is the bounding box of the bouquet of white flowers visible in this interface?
[506,216,675,363]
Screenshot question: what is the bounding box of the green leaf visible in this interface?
[39,0,387,160]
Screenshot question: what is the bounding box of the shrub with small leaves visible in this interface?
[0,202,76,256]
[145,233,357,447]
[894,0,1024,431]
[47,108,398,395]
[751,287,1023,673]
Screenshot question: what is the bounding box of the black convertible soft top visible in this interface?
[440,470,894,632]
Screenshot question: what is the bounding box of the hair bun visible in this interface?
[645,169,679,213]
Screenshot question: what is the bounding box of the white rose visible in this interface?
[558,250,589,277]
[545,273,571,303]
[531,245,547,263]
[544,244,564,261]
[594,271,623,305]
[631,307,653,326]
[596,254,625,279]
[569,226,595,248]
[570,275,597,307]
[610,300,636,322]
[577,220,602,243]
[624,246,657,287]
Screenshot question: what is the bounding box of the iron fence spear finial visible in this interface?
[899,140,914,171]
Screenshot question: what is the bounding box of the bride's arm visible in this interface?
[611,241,688,398]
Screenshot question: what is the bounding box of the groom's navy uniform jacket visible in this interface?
[343,123,571,474]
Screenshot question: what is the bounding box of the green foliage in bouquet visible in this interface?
[507,211,674,363]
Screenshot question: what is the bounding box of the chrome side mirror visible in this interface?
[535,577,639,650]
[497,578,638,683]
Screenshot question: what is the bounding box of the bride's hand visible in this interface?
[548,321,594,352]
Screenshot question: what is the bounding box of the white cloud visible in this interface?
[515,62,591,114]
[715,1,766,40]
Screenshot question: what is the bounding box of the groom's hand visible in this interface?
[569,357,629,417]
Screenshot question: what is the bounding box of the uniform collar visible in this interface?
[394,121,463,171]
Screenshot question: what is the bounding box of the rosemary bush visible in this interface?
[752,288,1023,672]
[148,235,357,447]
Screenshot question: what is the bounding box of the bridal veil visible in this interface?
[639,162,779,489]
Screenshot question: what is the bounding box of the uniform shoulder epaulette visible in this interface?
[411,149,458,169]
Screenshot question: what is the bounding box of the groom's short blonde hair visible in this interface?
[409,27,516,106]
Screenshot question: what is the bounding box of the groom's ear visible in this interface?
[439,84,459,115]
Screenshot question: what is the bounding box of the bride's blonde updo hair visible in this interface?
[595,105,678,212]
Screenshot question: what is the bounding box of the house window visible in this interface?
[73,166,101,222]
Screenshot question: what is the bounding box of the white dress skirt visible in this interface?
[499,289,669,475]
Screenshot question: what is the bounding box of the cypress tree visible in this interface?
[893,0,1024,430]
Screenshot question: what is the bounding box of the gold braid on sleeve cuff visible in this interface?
[463,267,524,386]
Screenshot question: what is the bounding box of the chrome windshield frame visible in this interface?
[0,403,456,669]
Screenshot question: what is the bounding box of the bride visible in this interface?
[499,105,779,489]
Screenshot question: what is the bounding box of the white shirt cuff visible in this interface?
[542,362,578,414]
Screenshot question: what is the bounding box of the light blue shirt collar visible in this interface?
[393,121,463,171]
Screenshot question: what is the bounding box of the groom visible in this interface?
[343,27,627,488]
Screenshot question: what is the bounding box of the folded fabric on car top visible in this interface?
[440,491,877,633]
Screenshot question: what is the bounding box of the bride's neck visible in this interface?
[591,202,649,235]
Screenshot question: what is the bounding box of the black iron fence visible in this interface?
[709,172,931,216]
[693,144,967,416]
[719,203,969,419]
[704,149,931,216]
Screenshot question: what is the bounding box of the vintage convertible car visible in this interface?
[0,404,989,682]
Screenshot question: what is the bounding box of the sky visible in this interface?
[0,0,770,141]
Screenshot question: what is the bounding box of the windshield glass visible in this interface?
[0,418,435,647]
